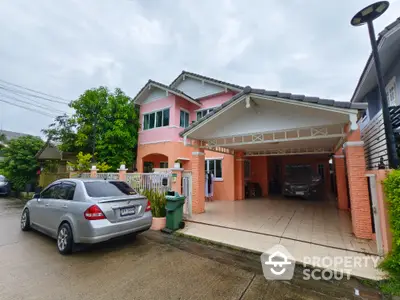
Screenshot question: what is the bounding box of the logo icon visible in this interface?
[260,245,295,280]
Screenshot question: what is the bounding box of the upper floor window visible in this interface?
[180,110,190,128]
[196,108,215,120]
[143,108,170,130]
[386,77,397,107]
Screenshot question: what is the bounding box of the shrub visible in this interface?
[380,170,400,295]
[142,189,166,218]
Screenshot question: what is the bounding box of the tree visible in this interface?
[42,87,140,170]
[41,114,78,153]
[0,136,44,191]
[67,152,111,173]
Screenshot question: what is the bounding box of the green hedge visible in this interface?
[380,170,400,295]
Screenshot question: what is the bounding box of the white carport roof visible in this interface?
[181,87,367,156]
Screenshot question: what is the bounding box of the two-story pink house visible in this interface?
[133,70,386,247]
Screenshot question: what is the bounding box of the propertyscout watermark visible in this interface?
[260,245,380,281]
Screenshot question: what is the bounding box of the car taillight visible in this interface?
[145,200,151,212]
[84,205,106,220]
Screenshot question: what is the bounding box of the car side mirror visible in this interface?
[162,178,168,186]
[33,193,40,199]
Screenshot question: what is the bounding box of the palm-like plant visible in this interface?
[142,189,166,217]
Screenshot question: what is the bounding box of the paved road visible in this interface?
[0,198,383,300]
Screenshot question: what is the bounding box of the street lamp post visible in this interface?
[351,1,399,169]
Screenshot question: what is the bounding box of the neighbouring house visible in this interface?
[0,129,33,161]
[352,17,400,169]
[35,142,76,187]
[133,70,385,248]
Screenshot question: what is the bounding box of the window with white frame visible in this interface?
[205,159,222,179]
[386,77,397,107]
[180,110,190,128]
[244,159,251,179]
[160,161,168,168]
[196,108,215,120]
[143,108,170,130]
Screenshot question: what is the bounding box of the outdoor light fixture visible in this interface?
[351,1,399,169]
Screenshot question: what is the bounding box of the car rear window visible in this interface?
[84,181,137,197]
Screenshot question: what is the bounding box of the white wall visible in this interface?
[174,77,224,99]
[191,99,349,139]
[142,88,167,104]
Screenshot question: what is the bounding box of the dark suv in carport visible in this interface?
[283,164,323,199]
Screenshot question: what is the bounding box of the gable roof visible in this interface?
[169,70,244,92]
[351,17,400,103]
[180,86,367,137]
[0,129,32,140]
[133,79,201,107]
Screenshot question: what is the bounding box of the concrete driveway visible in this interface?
[0,197,383,300]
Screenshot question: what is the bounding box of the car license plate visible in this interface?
[295,191,304,195]
[120,206,135,217]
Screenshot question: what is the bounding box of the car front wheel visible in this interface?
[21,209,31,231]
[57,223,74,255]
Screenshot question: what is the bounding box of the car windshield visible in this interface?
[0,175,5,182]
[84,181,137,197]
[285,165,312,178]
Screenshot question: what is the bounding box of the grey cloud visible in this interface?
[0,0,399,136]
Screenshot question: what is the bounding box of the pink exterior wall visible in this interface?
[139,92,236,145]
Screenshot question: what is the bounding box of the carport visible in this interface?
[180,87,373,241]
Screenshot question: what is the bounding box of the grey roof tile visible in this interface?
[303,97,319,103]
[170,71,244,91]
[290,94,305,101]
[317,99,335,106]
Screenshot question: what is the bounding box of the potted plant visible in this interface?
[174,159,181,168]
[143,189,167,230]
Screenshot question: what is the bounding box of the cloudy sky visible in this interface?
[0,0,399,137]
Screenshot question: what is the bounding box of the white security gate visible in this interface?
[182,171,192,218]
[126,172,172,194]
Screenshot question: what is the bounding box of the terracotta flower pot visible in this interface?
[150,217,166,230]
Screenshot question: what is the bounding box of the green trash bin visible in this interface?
[165,191,186,231]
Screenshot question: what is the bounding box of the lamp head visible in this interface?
[351,1,389,26]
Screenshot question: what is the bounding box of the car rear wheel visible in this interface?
[20,209,31,231]
[57,223,74,255]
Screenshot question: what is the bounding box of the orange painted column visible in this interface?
[344,140,373,239]
[192,150,205,214]
[235,151,245,200]
[333,153,349,210]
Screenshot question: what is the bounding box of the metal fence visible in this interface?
[126,172,172,194]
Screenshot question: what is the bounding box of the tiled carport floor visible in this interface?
[181,197,383,280]
[187,197,377,254]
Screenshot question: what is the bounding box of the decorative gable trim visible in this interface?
[133,80,201,107]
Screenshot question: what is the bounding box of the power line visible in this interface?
[0,98,58,118]
[0,85,70,105]
[0,92,68,115]
[0,78,71,103]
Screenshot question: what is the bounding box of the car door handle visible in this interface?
[62,205,68,209]
[45,203,49,207]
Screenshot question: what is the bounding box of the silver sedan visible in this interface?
[20,178,152,254]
